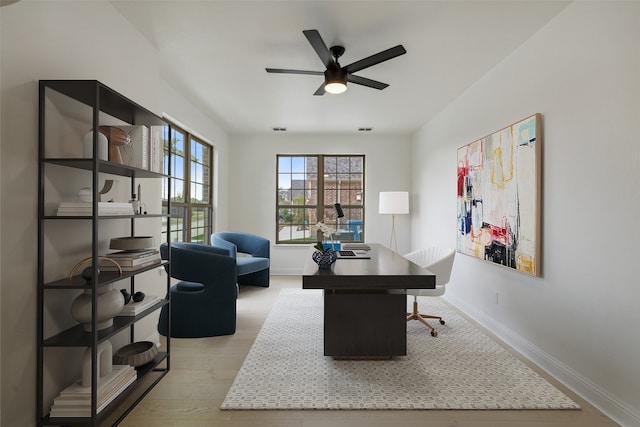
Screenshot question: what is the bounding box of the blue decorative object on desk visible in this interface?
[322,242,341,251]
[312,250,337,270]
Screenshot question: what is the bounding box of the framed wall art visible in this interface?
[456,113,541,276]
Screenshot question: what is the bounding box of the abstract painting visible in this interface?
[456,114,541,276]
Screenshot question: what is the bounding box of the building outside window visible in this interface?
[277,155,364,244]
[162,124,213,243]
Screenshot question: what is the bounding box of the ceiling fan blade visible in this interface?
[313,82,326,96]
[266,68,324,76]
[344,45,407,74]
[303,29,335,69]
[347,75,389,90]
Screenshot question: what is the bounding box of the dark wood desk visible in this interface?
[302,244,435,358]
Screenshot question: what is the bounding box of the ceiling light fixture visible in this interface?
[324,68,347,94]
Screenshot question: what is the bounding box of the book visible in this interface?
[149,125,164,173]
[107,249,159,261]
[103,256,160,268]
[53,370,135,404]
[342,243,371,251]
[57,365,135,397]
[118,125,149,170]
[50,374,136,416]
[57,202,134,216]
[49,365,136,417]
[106,257,160,268]
[100,257,161,272]
[58,202,134,209]
[119,295,162,316]
[105,251,160,266]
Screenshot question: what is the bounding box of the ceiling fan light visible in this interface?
[324,68,347,94]
[325,82,347,94]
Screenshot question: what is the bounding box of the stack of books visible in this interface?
[56,202,134,216]
[103,249,161,272]
[119,294,162,316]
[49,365,136,417]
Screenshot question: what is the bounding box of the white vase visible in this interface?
[71,284,125,332]
[83,131,109,160]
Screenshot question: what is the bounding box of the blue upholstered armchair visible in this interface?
[211,231,270,287]
[158,242,237,338]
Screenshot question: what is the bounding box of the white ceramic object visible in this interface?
[77,187,92,203]
[83,131,109,160]
[71,284,125,332]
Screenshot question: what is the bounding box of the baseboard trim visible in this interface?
[270,268,302,275]
[445,294,639,427]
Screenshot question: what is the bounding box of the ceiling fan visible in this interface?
[266,29,406,96]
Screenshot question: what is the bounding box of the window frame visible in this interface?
[276,154,365,245]
[162,123,214,244]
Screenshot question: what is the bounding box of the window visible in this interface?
[277,155,364,244]
[162,124,213,243]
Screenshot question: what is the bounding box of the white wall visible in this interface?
[229,133,412,274]
[411,2,640,425]
[0,1,229,425]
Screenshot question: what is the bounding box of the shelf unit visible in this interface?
[37,80,172,426]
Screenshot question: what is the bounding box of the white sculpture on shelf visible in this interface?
[81,340,112,387]
[77,179,120,203]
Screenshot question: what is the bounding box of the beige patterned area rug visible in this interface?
[221,289,579,410]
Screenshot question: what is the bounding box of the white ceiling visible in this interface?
[110,1,569,135]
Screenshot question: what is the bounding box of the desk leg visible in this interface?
[323,290,406,358]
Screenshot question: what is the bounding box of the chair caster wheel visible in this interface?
[431,331,438,337]
[439,320,445,325]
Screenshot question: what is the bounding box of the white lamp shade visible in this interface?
[379,191,409,214]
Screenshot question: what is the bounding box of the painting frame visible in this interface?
[456,113,542,276]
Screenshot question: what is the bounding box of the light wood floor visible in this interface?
[119,276,619,427]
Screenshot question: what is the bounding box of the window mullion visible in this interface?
[185,134,192,241]
[317,155,324,224]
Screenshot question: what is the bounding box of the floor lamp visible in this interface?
[379,191,409,252]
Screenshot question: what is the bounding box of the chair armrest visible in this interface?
[161,241,231,258]
[246,236,270,259]
[168,245,236,288]
[211,232,269,259]
[210,235,237,258]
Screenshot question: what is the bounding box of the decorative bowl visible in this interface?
[113,341,158,367]
[109,236,155,252]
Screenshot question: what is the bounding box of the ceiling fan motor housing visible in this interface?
[325,67,347,84]
[324,68,348,94]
